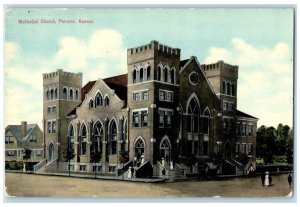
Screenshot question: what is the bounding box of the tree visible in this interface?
[90,151,101,179]
[22,148,32,173]
[286,128,294,168]
[236,153,250,175]
[63,147,75,176]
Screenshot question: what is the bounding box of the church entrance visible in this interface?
[160,137,171,164]
[49,143,54,161]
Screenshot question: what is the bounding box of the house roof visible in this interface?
[6,124,38,142]
[236,110,258,120]
[81,80,96,101]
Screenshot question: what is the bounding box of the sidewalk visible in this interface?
[24,171,166,183]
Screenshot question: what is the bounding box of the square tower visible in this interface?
[43,69,82,162]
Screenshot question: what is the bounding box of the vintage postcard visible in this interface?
[3,6,294,201]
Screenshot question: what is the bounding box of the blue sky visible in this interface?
[4,8,294,128]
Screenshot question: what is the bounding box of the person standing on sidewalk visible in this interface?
[288,173,292,188]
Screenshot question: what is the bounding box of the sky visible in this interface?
[4,7,294,129]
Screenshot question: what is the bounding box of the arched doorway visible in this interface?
[49,142,54,161]
[134,137,145,161]
[160,137,171,164]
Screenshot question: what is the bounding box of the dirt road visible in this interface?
[5,173,292,198]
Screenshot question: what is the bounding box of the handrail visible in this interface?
[33,158,47,172]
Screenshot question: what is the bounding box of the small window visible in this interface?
[47,122,52,134]
[63,88,67,99]
[133,70,137,84]
[47,107,51,114]
[89,99,94,109]
[52,121,56,133]
[142,91,149,101]
[139,68,144,83]
[105,96,109,106]
[52,106,57,113]
[54,88,57,99]
[80,165,86,172]
[69,89,73,100]
[142,110,148,127]
[147,66,151,81]
[75,90,79,100]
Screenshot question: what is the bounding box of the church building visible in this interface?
[41,40,258,177]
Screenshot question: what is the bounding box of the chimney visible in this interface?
[21,121,27,137]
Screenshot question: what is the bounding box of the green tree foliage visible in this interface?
[256,124,293,166]
[286,128,294,166]
[90,151,101,178]
[63,147,75,176]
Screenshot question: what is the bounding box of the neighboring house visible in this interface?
[5,121,44,165]
[42,40,258,176]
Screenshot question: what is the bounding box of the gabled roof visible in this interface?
[81,80,96,101]
[103,74,128,106]
[103,74,128,86]
[6,124,38,142]
[180,59,189,68]
[236,110,258,120]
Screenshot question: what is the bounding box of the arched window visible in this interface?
[132,69,137,84]
[95,92,103,107]
[146,66,151,81]
[93,121,103,154]
[63,88,67,99]
[104,96,109,106]
[231,83,235,96]
[81,124,87,155]
[222,81,226,94]
[89,99,94,109]
[157,66,161,81]
[188,98,200,133]
[164,67,168,82]
[75,89,79,100]
[109,120,117,155]
[139,68,144,83]
[227,82,231,95]
[54,88,57,99]
[69,124,75,151]
[70,89,73,100]
[135,138,145,160]
[170,68,175,84]
[46,90,50,100]
[50,89,54,100]
[123,119,128,143]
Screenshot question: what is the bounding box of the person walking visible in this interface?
[288,173,292,188]
[264,171,270,187]
[261,172,265,186]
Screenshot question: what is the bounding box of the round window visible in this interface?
[189,72,199,85]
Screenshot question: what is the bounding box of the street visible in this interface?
[5,172,292,198]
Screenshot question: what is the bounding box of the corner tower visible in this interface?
[203,61,238,159]
[43,69,82,163]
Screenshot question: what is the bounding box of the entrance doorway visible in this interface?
[49,143,54,161]
[160,137,171,164]
[134,138,145,161]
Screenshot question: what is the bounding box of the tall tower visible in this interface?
[43,69,82,162]
[127,40,181,164]
[203,61,238,159]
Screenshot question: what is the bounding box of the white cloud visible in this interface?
[204,38,293,127]
[4,29,127,128]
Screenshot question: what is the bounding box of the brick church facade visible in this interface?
[42,40,258,177]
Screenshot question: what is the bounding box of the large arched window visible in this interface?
[54,88,58,99]
[164,67,168,82]
[69,124,75,151]
[146,66,151,81]
[80,124,87,155]
[170,68,175,84]
[95,92,103,107]
[135,137,145,160]
[222,81,226,94]
[109,120,117,155]
[139,68,144,83]
[69,89,73,100]
[63,87,67,99]
[157,66,161,81]
[132,69,137,84]
[188,98,200,133]
[93,121,103,154]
